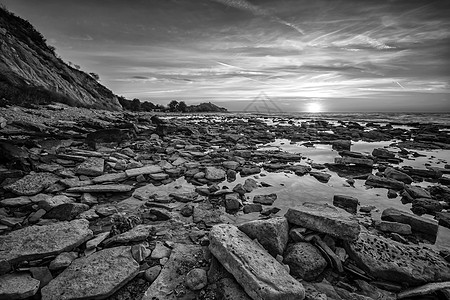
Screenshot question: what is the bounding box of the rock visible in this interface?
[180,204,194,217]
[75,157,104,176]
[291,165,311,176]
[331,140,351,151]
[243,178,258,192]
[365,174,404,190]
[125,165,163,177]
[223,161,240,170]
[224,193,242,212]
[0,196,31,207]
[227,169,237,182]
[0,219,92,274]
[240,166,261,176]
[103,224,153,246]
[66,184,133,193]
[374,220,412,235]
[243,203,262,214]
[217,277,252,300]
[131,244,150,263]
[283,242,327,281]
[384,167,413,184]
[344,230,450,285]
[285,202,360,241]
[29,266,53,288]
[150,241,172,259]
[333,195,359,214]
[372,148,395,159]
[142,244,209,300]
[238,217,289,257]
[381,207,438,239]
[412,197,443,214]
[209,224,305,300]
[170,192,198,202]
[193,201,226,226]
[38,195,74,211]
[41,246,139,300]
[436,211,450,229]
[28,209,47,223]
[404,185,432,199]
[205,166,226,181]
[92,172,127,184]
[387,189,397,198]
[334,156,373,167]
[355,280,396,300]
[398,281,450,299]
[309,171,331,183]
[43,203,89,221]
[144,265,162,283]
[253,193,277,205]
[149,173,169,181]
[4,172,60,196]
[0,273,40,300]
[185,268,207,290]
[49,252,78,271]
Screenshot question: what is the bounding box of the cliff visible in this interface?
[0,6,122,110]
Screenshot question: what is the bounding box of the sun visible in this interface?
[305,102,323,113]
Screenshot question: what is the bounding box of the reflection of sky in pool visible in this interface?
[247,138,450,249]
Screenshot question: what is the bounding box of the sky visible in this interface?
[1,0,450,112]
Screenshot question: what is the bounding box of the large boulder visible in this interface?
[0,219,92,275]
[345,230,450,285]
[41,246,139,300]
[285,203,360,241]
[209,224,305,300]
[283,242,327,281]
[238,217,289,257]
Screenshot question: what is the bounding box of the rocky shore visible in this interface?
[1,104,450,300]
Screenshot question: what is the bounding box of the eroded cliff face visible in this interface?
[0,7,122,110]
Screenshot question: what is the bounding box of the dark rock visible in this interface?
[309,172,331,183]
[43,203,89,221]
[333,195,359,214]
[243,203,262,214]
[283,242,327,281]
[365,174,404,190]
[372,148,395,159]
[253,193,277,205]
[185,268,207,291]
[384,167,413,184]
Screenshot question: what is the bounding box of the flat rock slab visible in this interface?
[381,207,438,238]
[125,165,162,177]
[0,272,40,300]
[345,230,450,285]
[66,184,133,193]
[75,157,104,176]
[0,219,92,274]
[209,224,305,300]
[0,273,40,300]
[41,246,139,300]
[398,281,450,299]
[4,172,60,196]
[103,224,153,246]
[142,244,208,300]
[92,172,127,183]
[285,202,360,241]
[365,174,404,190]
[205,166,226,181]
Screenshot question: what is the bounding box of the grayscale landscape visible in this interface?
[0,1,449,299]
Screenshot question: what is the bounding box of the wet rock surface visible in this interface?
[0,106,450,299]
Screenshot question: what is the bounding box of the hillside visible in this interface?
[0,6,121,110]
